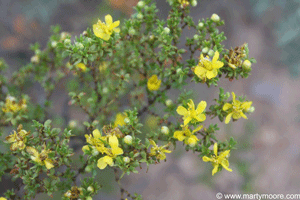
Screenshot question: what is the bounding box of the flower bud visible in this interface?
[60,32,69,41]
[87,186,94,193]
[82,31,88,36]
[193,35,200,40]
[92,148,99,156]
[161,126,169,135]
[75,42,84,49]
[137,1,145,8]
[242,60,252,70]
[85,165,92,173]
[246,106,255,113]
[128,28,136,36]
[211,13,220,22]
[68,120,77,129]
[102,87,109,94]
[124,117,130,124]
[64,191,71,198]
[164,27,170,34]
[64,38,71,45]
[149,35,155,40]
[202,47,209,54]
[123,156,130,163]
[86,197,93,200]
[208,49,214,57]
[137,13,143,19]
[124,135,133,145]
[176,68,183,74]
[30,55,40,64]
[165,99,173,107]
[198,22,204,28]
[191,0,197,6]
[51,41,57,48]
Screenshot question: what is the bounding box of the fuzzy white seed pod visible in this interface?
[124,135,133,145]
[161,126,169,135]
[211,13,220,22]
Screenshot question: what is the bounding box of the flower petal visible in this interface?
[214,143,218,156]
[105,14,113,26]
[212,164,219,176]
[195,114,206,122]
[223,103,232,111]
[202,156,212,162]
[97,157,107,169]
[196,101,207,114]
[212,51,219,63]
[225,113,233,124]
[206,69,218,79]
[109,135,119,148]
[44,159,54,169]
[173,131,185,141]
[176,106,188,116]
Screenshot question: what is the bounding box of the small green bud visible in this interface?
[164,27,170,34]
[193,35,200,40]
[202,47,209,54]
[137,1,145,8]
[128,28,136,36]
[35,49,41,55]
[165,99,173,107]
[85,165,92,173]
[60,32,69,40]
[102,87,109,94]
[75,42,84,49]
[68,120,77,129]
[92,148,99,156]
[123,156,130,163]
[82,31,88,36]
[30,55,40,64]
[86,197,93,200]
[87,186,94,193]
[176,68,183,74]
[137,13,143,19]
[247,106,255,113]
[211,13,220,22]
[242,60,252,70]
[51,41,57,48]
[124,117,130,124]
[208,49,214,57]
[161,126,169,135]
[198,22,204,28]
[225,92,230,99]
[124,135,133,145]
[149,35,155,40]
[64,38,71,45]
[191,0,197,7]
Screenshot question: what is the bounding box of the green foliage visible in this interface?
[0,0,255,199]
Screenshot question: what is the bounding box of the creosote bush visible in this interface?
[0,0,256,199]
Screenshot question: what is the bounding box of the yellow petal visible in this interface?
[195,114,206,122]
[214,143,218,156]
[223,103,232,111]
[231,92,236,103]
[176,106,188,116]
[82,145,90,153]
[112,21,120,28]
[194,66,207,78]
[225,113,233,124]
[173,131,185,141]
[212,51,219,63]
[149,139,157,147]
[240,112,248,119]
[196,101,207,114]
[241,101,252,110]
[97,157,107,169]
[202,156,212,162]
[183,116,192,125]
[103,156,114,166]
[44,159,54,169]
[212,165,219,176]
[221,161,232,172]
[109,135,119,148]
[114,27,120,33]
[105,14,113,26]
[112,146,123,156]
[93,129,102,139]
[206,69,218,79]
[219,150,230,159]
[26,147,39,157]
[192,125,203,134]
[213,61,224,69]
[102,34,110,41]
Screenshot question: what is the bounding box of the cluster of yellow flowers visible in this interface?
[178,0,190,6]
[5,125,29,151]
[147,74,162,91]
[1,95,27,114]
[82,129,124,170]
[26,144,55,170]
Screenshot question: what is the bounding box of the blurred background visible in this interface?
[1,0,300,199]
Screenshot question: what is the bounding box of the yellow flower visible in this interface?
[26,145,54,169]
[173,125,202,147]
[223,92,252,124]
[147,75,161,91]
[2,96,27,113]
[194,51,224,80]
[93,14,120,41]
[0,197,7,200]
[149,139,172,160]
[178,0,190,6]
[5,128,29,151]
[97,135,123,169]
[202,143,232,176]
[176,99,206,125]
[83,129,107,154]
[76,63,87,72]
[114,112,127,127]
